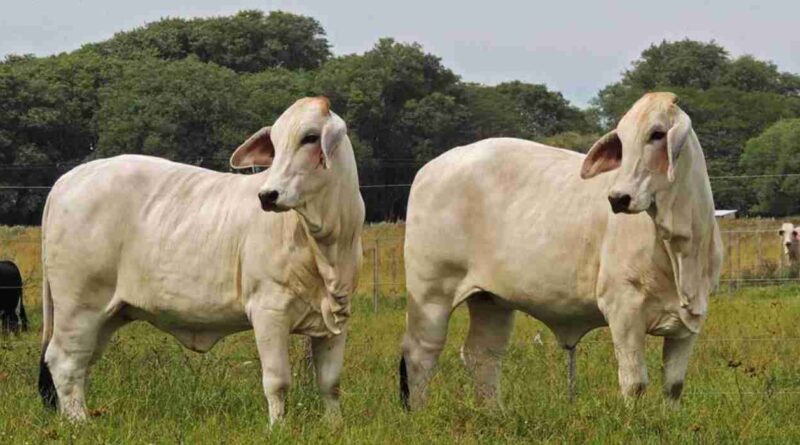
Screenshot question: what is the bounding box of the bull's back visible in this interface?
[405,139,615,317]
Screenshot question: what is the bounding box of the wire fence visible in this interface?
[2,227,799,307]
[359,227,800,305]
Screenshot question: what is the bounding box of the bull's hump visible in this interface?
[415,139,586,196]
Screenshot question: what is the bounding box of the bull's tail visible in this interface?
[38,197,58,410]
[399,355,410,410]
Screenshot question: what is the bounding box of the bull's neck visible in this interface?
[293,144,364,306]
[296,147,363,250]
[649,130,716,245]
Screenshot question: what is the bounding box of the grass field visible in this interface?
[2,223,800,443]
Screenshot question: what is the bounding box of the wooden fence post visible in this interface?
[390,245,398,297]
[736,234,742,289]
[727,232,733,291]
[756,230,763,271]
[373,239,380,314]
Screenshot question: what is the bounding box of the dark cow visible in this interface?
[0,260,27,333]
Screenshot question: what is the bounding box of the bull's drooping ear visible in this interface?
[320,111,347,169]
[229,126,274,169]
[666,106,692,182]
[580,130,622,179]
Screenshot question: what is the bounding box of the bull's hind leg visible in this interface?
[662,334,696,406]
[400,294,452,410]
[460,293,514,408]
[45,307,111,420]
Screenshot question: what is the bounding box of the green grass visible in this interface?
[2,288,800,443]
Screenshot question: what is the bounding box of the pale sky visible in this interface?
[2,0,799,107]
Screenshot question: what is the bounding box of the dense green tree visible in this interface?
[461,83,522,140]
[315,38,462,161]
[400,92,471,161]
[0,51,122,224]
[740,119,800,215]
[86,10,330,72]
[625,39,729,91]
[241,68,316,123]
[8,13,799,223]
[464,82,596,142]
[722,56,800,95]
[594,40,800,124]
[541,132,600,152]
[494,81,594,136]
[93,57,256,164]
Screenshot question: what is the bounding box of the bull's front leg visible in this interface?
[251,308,292,425]
[662,334,696,406]
[606,303,649,401]
[311,328,347,421]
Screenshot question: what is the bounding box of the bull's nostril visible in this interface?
[258,190,280,210]
[608,194,632,214]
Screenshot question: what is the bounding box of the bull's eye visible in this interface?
[649,131,666,142]
[301,134,320,145]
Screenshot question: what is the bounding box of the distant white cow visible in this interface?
[400,92,722,409]
[39,97,365,424]
[779,223,800,266]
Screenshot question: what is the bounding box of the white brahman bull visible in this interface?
[39,97,365,424]
[779,222,800,266]
[400,92,722,409]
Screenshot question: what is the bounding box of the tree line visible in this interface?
[1,10,799,224]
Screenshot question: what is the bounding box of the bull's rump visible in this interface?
[0,261,22,286]
[43,155,261,327]
[405,138,651,322]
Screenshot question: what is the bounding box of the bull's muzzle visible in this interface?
[258,190,280,212]
[608,193,632,214]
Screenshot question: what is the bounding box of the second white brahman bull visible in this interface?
[400,92,722,409]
